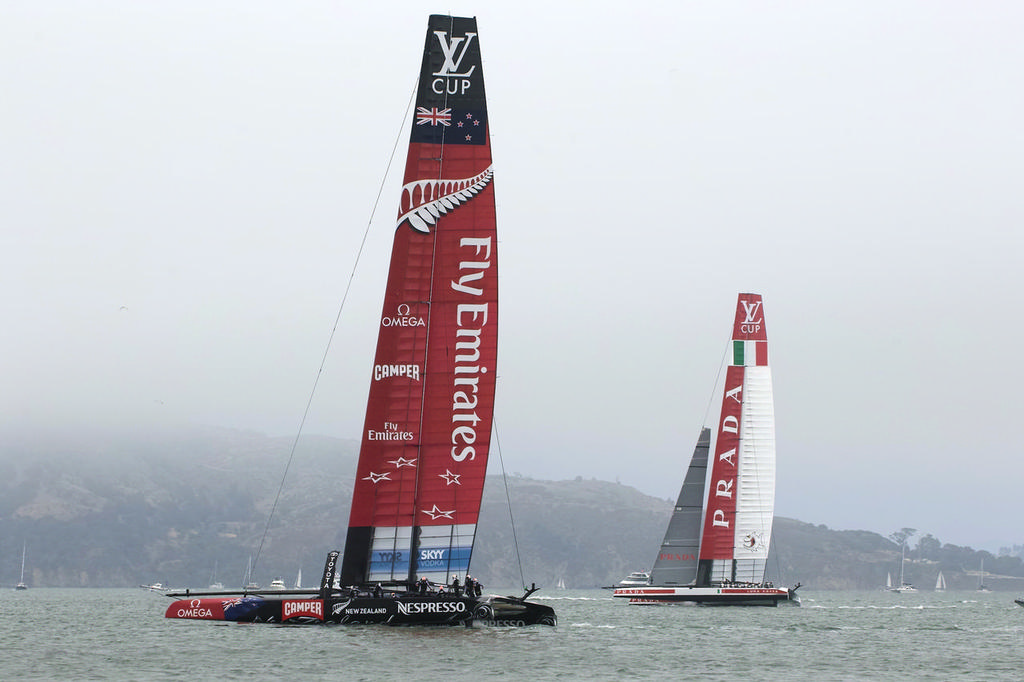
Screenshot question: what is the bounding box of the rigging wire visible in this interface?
[491,418,528,590]
[251,79,419,577]
[701,338,732,429]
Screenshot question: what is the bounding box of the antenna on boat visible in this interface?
[251,81,419,576]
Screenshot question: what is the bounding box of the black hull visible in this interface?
[167,554,556,627]
[165,591,555,627]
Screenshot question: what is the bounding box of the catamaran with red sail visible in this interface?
[614,294,800,606]
[164,14,555,627]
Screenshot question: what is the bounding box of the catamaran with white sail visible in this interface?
[614,294,799,606]
[163,14,554,626]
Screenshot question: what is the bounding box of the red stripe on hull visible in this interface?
[613,586,793,607]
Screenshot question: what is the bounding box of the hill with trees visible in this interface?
[2,427,1021,592]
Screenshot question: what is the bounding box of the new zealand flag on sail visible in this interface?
[411,107,488,145]
[409,16,488,146]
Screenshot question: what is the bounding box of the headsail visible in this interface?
[649,428,710,586]
[341,15,497,587]
[698,293,776,585]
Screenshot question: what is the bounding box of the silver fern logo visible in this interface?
[397,166,493,233]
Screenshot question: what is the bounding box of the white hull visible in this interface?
[614,585,798,607]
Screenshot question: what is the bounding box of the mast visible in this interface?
[341,15,496,587]
[899,543,906,586]
[698,293,776,585]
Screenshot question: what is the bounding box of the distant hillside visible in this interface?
[2,427,1022,591]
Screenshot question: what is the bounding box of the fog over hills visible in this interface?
[2,427,1022,591]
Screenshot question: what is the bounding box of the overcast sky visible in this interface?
[2,1,1022,552]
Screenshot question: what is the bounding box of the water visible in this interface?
[2,589,1021,681]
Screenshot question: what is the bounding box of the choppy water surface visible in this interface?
[1,589,1021,681]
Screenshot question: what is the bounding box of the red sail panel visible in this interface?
[734,292,766,342]
[341,15,495,586]
[699,364,744,561]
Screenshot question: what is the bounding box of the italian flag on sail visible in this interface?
[733,340,768,367]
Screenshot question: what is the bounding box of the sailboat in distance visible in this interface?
[614,294,799,606]
[977,559,991,592]
[15,542,28,590]
[887,542,917,593]
[164,15,554,626]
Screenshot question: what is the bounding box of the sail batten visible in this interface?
[341,15,496,587]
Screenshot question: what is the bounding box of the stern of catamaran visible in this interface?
[473,595,557,626]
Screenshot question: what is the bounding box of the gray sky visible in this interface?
[2,1,1022,552]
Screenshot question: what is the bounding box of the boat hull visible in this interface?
[613,586,798,607]
[164,592,555,626]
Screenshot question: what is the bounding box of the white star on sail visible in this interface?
[423,505,455,520]
[363,472,391,484]
[439,470,461,485]
[387,457,417,468]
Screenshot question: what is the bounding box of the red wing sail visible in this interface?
[699,294,776,585]
[341,15,496,587]
[700,364,744,563]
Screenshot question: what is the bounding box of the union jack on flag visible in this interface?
[416,106,451,126]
